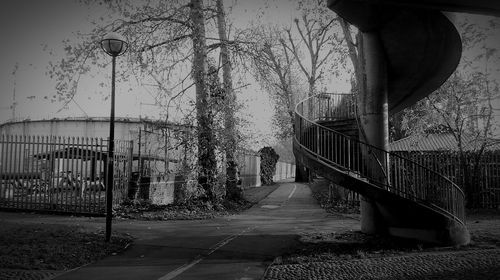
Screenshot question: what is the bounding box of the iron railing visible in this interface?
[294,93,466,223]
[0,135,133,215]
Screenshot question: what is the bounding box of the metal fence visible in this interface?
[0,135,132,215]
[237,152,296,188]
[394,151,500,208]
[273,161,296,182]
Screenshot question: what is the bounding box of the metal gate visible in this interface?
[0,135,133,215]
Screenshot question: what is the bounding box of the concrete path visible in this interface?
[49,180,358,280]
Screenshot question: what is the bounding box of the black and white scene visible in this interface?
[0,0,500,279]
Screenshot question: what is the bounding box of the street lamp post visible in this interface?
[101,32,127,242]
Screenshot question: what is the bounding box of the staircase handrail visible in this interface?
[308,92,391,185]
[294,93,466,224]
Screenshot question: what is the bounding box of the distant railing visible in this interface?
[294,93,465,223]
[393,150,500,209]
[313,92,357,121]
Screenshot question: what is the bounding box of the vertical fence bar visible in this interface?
[63,137,69,210]
[91,137,97,213]
[347,140,351,170]
[82,137,88,213]
[27,136,34,209]
[77,137,84,212]
[43,136,49,208]
[21,135,28,208]
[9,135,15,208]
[39,136,46,208]
[316,126,320,156]
[92,137,98,213]
[20,135,26,208]
[1,135,7,205]
[50,136,56,208]
[99,137,105,213]
[96,137,101,209]
[85,137,91,213]
[52,136,58,209]
[14,135,21,208]
[52,136,59,210]
[23,135,29,208]
[10,135,16,208]
[0,135,4,205]
[329,131,332,163]
[89,137,96,214]
[91,137,97,214]
[48,136,55,209]
[62,136,69,210]
[33,135,40,209]
[5,135,11,207]
[70,137,76,210]
[19,135,25,208]
[76,137,83,212]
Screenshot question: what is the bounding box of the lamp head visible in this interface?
[101,32,128,57]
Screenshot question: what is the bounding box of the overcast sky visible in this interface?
[0,0,310,148]
[0,0,499,143]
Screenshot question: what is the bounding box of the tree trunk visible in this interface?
[216,0,241,201]
[191,0,217,203]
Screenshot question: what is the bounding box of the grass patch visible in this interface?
[114,199,252,220]
[0,222,132,271]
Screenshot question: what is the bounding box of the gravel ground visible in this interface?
[264,222,500,280]
[265,249,500,280]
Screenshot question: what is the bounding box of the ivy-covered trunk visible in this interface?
[191,0,217,203]
[216,0,241,201]
[260,147,280,185]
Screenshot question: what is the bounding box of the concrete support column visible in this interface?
[357,32,390,234]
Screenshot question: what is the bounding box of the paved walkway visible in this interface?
[1,179,358,280]
[55,180,357,280]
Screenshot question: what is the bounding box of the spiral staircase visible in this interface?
[291,1,489,245]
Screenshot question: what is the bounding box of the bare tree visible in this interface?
[246,26,299,140]
[283,13,337,99]
[47,0,239,204]
[215,0,241,200]
[401,17,500,206]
